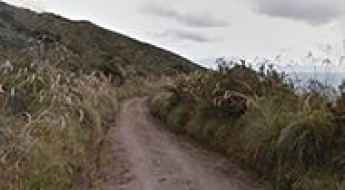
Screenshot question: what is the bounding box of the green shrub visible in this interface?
[166,104,190,132]
[150,61,345,190]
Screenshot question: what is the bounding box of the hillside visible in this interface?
[0,2,203,189]
[0,1,201,81]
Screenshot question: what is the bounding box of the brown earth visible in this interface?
[103,98,268,190]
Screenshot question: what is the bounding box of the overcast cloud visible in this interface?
[2,0,345,70]
[152,29,216,43]
[141,3,230,28]
[252,0,344,25]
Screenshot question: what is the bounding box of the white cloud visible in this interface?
[1,0,344,70]
[141,2,230,28]
[251,0,344,25]
[152,29,217,43]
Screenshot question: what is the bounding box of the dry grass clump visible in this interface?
[0,59,118,189]
[150,60,345,190]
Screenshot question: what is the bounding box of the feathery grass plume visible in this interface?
[0,58,118,189]
[150,59,345,190]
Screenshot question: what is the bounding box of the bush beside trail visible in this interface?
[0,59,119,190]
[150,61,345,190]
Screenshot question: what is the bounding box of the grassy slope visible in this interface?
[150,64,345,190]
[0,3,203,189]
[0,1,201,79]
[0,57,120,189]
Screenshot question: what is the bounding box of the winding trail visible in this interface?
[103,98,267,190]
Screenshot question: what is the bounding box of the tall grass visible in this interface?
[0,59,118,189]
[150,61,345,190]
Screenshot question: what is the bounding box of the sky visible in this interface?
[3,0,345,70]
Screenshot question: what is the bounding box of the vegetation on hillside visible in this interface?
[0,1,201,78]
[0,57,119,189]
[0,3,198,189]
[150,59,345,190]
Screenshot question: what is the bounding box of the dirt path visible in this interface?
[103,98,267,190]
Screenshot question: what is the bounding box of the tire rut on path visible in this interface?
[104,98,267,190]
